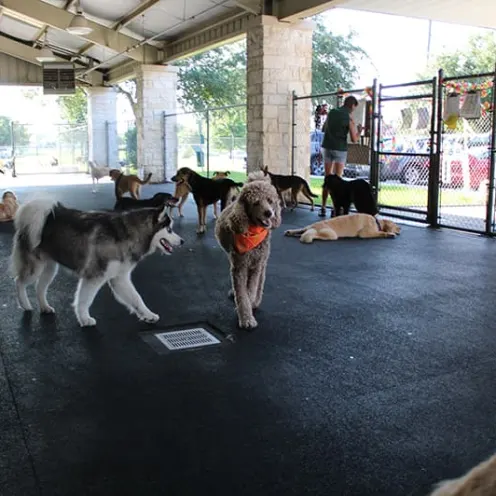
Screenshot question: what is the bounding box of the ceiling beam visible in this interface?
[106,60,138,85]
[113,0,162,31]
[163,10,252,62]
[75,0,162,59]
[0,34,104,85]
[276,0,346,21]
[31,24,48,47]
[1,0,161,64]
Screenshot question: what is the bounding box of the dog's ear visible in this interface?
[225,171,230,176]
[229,193,251,234]
[157,205,172,225]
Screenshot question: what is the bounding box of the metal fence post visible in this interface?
[162,111,167,181]
[291,90,296,175]
[206,109,210,178]
[485,63,496,234]
[369,78,379,200]
[105,120,110,167]
[10,120,16,177]
[427,73,442,227]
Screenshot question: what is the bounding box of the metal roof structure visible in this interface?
[0,0,494,86]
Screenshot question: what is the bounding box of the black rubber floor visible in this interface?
[1,180,496,496]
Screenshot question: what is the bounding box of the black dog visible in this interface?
[322,174,378,217]
[114,192,178,211]
[171,167,243,234]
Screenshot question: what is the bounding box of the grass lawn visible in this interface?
[190,168,487,209]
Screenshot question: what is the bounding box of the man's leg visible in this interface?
[320,149,333,217]
[331,162,345,177]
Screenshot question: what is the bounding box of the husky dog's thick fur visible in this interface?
[10,198,184,327]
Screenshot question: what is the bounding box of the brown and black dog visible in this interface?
[172,171,231,218]
[261,165,317,211]
[171,167,243,234]
[109,169,152,199]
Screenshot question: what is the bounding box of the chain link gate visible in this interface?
[373,79,439,223]
[437,69,496,235]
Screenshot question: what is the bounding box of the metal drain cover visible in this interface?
[155,327,220,350]
[140,321,228,354]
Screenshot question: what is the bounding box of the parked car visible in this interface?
[446,147,491,190]
[310,130,369,179]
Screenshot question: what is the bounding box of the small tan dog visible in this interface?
[172,171,230,218]
[109,169,152,199]
[429,452,496,495]
[0,190,19,222]
[284,213,400,243]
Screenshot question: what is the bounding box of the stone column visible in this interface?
[135,64,179,183]
[87,86,118,168]
[246,15,313,179]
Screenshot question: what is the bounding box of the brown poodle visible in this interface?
[215,171,282,330]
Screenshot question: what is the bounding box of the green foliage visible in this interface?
[124,125,137,166]
[176,41,246,113]
[311,17,368,95]
[421,32,496,78]
[57,87,87,124]
[0,116,29,148]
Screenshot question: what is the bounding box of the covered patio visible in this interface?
[1,182,495,495]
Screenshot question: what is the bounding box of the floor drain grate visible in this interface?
[155,327,221,351]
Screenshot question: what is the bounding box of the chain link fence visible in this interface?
[167,104,247,181]
[291,69,496,235]
[376,79,436,222]
[292,86,375,200]
[438,73,495,233]
[12,122,88,175]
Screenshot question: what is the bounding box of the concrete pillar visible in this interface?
[135,64,179,183]
[87,87,118,168]
[246,16,313,178]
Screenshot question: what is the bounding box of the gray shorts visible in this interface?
[322,148,347,164]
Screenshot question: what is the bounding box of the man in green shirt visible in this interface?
[319,95,360,216]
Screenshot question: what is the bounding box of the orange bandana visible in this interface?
[234,226,268,254]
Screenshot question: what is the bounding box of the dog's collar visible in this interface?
[234,226,268,254]
[375,216,382,231]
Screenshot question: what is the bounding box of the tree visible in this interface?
[311,17,368,96]
[57,87,87,124]
[175,41,246,113]
[422,32,496,78]
[0,116,29,148]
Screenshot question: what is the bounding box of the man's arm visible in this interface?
[349,118,360,143]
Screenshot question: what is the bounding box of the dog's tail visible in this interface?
[302,180,318,198]
[137,172,153,185]
[10,197,57,278]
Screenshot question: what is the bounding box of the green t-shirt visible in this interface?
[322,106,350,152]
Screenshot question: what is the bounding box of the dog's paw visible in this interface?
[78,316,97,327]
[386,233,396,238]
[238,315,258,330]
[284,230,292,236]
[139,312,160,324]
[40,305,56,315]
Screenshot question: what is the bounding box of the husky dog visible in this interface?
[10,197,184,327]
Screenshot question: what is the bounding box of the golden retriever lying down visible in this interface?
[284,213,400,243]
[429,452,496,495]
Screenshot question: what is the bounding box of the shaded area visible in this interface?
[0,182,495,496]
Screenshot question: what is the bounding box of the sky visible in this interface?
[0,7,493,127]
